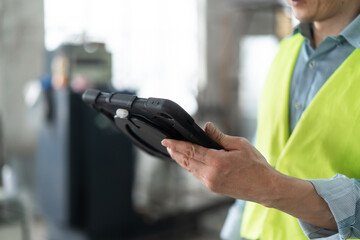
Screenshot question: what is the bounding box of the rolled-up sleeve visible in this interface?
[298,174,360,239]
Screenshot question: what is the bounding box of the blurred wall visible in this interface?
[196,0,287,138]
[197,0,243,135]
[0,0,44,210]
[0,0,45,159]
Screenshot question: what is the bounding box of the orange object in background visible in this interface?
[51,54,69,90]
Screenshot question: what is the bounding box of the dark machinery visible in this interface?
[36,43,137,240]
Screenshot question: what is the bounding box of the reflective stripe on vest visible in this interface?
[240,33,360,240]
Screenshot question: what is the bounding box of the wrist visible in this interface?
[259,171,291,208]
[261,173,337,230]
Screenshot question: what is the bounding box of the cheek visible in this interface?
[316,1,342,20]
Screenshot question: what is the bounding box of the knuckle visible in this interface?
[185,144,196,159]
[216,132,225,142]
[181,154,190,166]
[191,144,196,158]
[239,137,250,144]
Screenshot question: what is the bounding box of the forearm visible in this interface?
[262,172,337,231]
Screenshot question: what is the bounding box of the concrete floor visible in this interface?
[134,202,232,240]
[0,201,232,240]
[0,215,47,240]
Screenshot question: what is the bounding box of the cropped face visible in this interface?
[286,0,346,23]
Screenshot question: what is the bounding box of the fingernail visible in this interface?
[205,122,215,133]
[161,139,168,147]
[166,147,172,155]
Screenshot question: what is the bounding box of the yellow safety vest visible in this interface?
[240,33,360,240]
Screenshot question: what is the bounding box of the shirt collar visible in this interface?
[293,23,312,39]
[293,13,360,49]
[293,23,315,48]
[340,14,360,49]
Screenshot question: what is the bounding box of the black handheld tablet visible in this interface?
[82,89,222,160]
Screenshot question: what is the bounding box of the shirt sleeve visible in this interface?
[298,174,360,240]
[220,199,245,240]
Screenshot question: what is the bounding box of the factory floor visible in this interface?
[133,201,233,240]
[0,201,233,240]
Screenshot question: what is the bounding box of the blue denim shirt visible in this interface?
[292,14,360,240]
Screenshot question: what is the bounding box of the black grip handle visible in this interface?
[82,89,101,105]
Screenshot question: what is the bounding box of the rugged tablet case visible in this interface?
[82,89,222,160]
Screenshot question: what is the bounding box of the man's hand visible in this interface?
[161,122,337,231]
[161,122,280,204]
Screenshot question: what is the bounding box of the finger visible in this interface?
[204,122,226,145]
[162,139,210,164]
[187,158,210,184]
[204,122,249,151]
[167,147,209,182]
[166,147,191,171]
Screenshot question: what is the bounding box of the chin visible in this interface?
[293,12,315,23]
[297,17,314,23]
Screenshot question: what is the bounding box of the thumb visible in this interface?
[204,122,226,145]
[204,122,246,151]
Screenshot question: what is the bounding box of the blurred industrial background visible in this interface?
[0,0,296,239]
